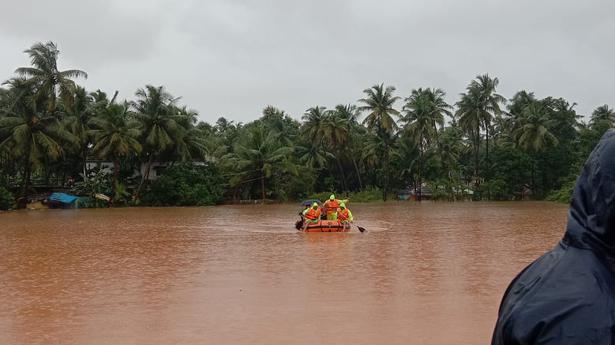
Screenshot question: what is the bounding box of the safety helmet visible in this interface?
[329,194,335,200]
[312,202,319,209]
[340,203,346,209]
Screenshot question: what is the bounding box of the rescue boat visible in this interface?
[302,219,351,233]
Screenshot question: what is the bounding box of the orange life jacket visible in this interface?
[324,200,340,213]
[338,208,350,221]
[305,208,321,220]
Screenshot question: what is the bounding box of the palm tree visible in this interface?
[0,78,75,201]
[358,84,400,200]
[333,104,363,190]
[296,144,333,171]
[438,125,464,199]
[132,85,180,199]
[402,88,452,200]
[170,106,208,162]
[301,106,328,146]
[225,124,293,202]
[589,104,615,132]
[321,111,349,191]
[89,103,142,193]
[512,101,558,191]
[358,84,400,135]
[15,41,87,112]
[456,74,505,197]
[64,86,94,180]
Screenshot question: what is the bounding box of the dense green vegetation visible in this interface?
[142,164,224,206]
[0,42,612,208]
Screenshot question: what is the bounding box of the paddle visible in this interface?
[356,225,366,233]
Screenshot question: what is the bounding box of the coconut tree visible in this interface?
[89,103,142,193]
[333,104,363,190]
[14,41,87,112]
[321,111,349,191]
[132,85,180,199]
[357,84,400,200]
[224,124,293,202]
[358,84,400,135]
[513,101,558,191]
[301,106,328,146]
[402,88,452,201]
[471,75,505,169]
[64,86,94,180]
[589,104,615,132]
[456,74,505,197]
[170,106,208,162]
[0,78,75,201]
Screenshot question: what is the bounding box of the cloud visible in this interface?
[0,0,613,122]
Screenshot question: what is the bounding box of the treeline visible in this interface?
[0,41,613,209]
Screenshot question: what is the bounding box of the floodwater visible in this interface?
[0,202,567,345]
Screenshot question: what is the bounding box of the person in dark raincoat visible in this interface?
[492,130,615,344]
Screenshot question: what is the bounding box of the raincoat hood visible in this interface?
[564,130,615,263]
[492,130,615,345]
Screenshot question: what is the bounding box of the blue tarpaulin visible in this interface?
[48,193,79,204]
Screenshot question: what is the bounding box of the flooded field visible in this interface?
[0,202,567,345]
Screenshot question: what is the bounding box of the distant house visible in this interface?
[85,160,115,175]
[397,185,433,201]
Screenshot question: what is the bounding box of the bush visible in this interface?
[72,169,112,208]
[348,187,383,202]
[547,177,577,203]
[142,163,224,206]
[0,186,14,210]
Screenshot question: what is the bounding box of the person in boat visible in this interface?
[302,202,321,224]
[322,194,348,220]
[336,203,353,224]
[491,130,615,345]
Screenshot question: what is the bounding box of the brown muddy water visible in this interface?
[0,202,567,345]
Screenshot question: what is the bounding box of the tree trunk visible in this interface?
[82,149,88,182]
[135,154,154,201]
[113,159,120,199]
[474,124,480,198]
[382,149,389,201]
[20,146,32,207]
[261,173,266,203]
[352,157,363,191]
[485,124,490,200]
[417,142,423,202]
[335,154,348,192]
[531,161,535,198]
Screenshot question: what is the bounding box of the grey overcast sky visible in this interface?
[0,0,613,123]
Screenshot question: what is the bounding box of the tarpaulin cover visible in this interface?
[492,130,615,344]
[48,192,79,204]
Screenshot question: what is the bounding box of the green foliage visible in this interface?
[142,164,224,206]
[1,41,612,207]
[347,187,383,202]
[72,169,112,208]
[0,186,14,210]
[546,177,577,203]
